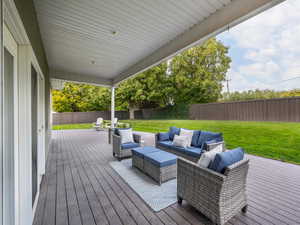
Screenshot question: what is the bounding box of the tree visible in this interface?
[221,89,281,102]
[169,38,231,104]
[281,89,300,97]
[52,82,111,112]
[116,62,170,119]
[52,38,232,114]
[221,89,300,102]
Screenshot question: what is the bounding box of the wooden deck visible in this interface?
[34,130,300,225]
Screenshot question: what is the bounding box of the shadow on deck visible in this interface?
[34,129,300,225]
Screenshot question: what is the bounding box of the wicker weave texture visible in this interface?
[177,158,249,225]
[132,154,144,170]
[112,133,142,160]
[144,159,177,185]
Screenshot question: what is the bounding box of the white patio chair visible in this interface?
[94,117,104,131]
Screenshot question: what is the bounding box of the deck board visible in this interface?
[34,130,300,225]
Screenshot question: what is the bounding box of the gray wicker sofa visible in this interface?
[155,127,224,162]
[177,153,249,225]
[112,128,142,160]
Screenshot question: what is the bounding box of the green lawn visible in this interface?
[52,123,93,130]
[123,120,300,165]
[52,120,300,165]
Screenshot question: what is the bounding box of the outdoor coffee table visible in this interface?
[132,146,177,185]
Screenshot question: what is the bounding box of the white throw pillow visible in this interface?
[198,144,223,168]
[180,128,194,146]
[173,135,189,148]
[119,128,134,144]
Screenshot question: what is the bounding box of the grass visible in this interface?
[52,120,300,165]
[123,120,300,165]
[52,123,93,130]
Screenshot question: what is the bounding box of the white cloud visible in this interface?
[218,0,300,92]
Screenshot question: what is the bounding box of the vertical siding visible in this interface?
[189,97,300,122]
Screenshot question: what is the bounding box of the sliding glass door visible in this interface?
[31,65,38,206]
[3,25,18,225]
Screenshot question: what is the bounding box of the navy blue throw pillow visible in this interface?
[197,131,222,148]
[209,147,244,173]
[169,127,180,141]
[159,132,170,141]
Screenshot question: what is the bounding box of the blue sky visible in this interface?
[217,0,300,92]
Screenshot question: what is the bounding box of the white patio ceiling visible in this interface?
[34,0,284,87]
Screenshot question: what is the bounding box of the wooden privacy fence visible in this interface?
[189,97,300,122]
[52,111,129,125]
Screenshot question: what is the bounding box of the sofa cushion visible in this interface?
[132,146,160,158]
[179,129,201,145]
[169,126,180,141]
[157,141,173,149]
[180,129,194,146]
[173,134,190,148]
[185,147,202,158]
[159,132,170,141]
[196,131,222,148]
[171,145,188,153]
[121,142,140,150]
[144,151,177,167]
[115,128,130,135]
[209,147,244,173]
[192,130,201,147]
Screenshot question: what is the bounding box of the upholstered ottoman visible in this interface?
[143,151,177,185]
[132,146,160,171]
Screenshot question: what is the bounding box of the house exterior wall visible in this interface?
[1,1,51,225]
[14,0,51,156]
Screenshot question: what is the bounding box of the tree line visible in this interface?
[52,38,231,117]
[221,89,300,102]
[53,36,300,116]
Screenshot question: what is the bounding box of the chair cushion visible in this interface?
[169,126,180,141]
[196,131,222,148]
[144,151,177,167]
[119,128,134,144]
[185,147,202,158]
[209,147,244,173]
[159,132,170,141]
[132,146,160,158]
[198,144,223,167]
[121,142,140,150]
[115,128,130,135]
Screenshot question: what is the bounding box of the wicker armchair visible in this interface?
[177,157,249,225]
[112,133,142,160]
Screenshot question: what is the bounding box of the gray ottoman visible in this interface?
[132,146,160,171]
[143,150,177,185]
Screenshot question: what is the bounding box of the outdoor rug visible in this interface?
[110,159,177,212]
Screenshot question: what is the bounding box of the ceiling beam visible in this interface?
[113,0,285,84]
[50,70,113,87]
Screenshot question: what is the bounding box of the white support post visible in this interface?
[111,86,115,128]
[0,0,3,223]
